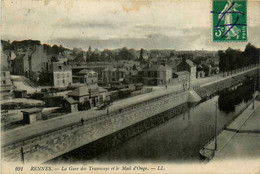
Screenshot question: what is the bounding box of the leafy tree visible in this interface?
[115,47,134,61]
[218,50,228,76]
[140,48,144,60]
[51,56,58,62]
[89,53,100,62]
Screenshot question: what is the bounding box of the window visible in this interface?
[160,72,164,78]
[57,73,60,79]
[62,73,65,78]
[2,72,6,77]
[2,80,6,85]
[67,73,70,77]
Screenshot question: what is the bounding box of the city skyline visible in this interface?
[2,0,260,51]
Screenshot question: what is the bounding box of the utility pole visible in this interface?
[20,147,24,164]
[188,109,191,122]
[253,79,256,110]
[215,102,218,151]
[189,72,191,90]
[107,106,109,116]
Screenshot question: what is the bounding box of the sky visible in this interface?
[1,0,260,51]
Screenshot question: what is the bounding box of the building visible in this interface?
[101,67,128,83]
[177,59,197,81]
[67,84,108,110]
[52,62,72,87]
[1,50,9,68]
[13,89,27,98]
[11,53,30,76]
[143,64,172,86]
[21,108,42,124]
[157,57,168,66]
[11,45,48,82]
[29,45,48,82]
[43,95,64,107]
[73,69,98,85]
[168,56,182,72]
[63,97,78,113]
[172,71,190,82]
[0,65,13,100]
[86,62,113,80]
[125,68,143,83]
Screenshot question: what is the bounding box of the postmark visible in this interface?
[211,0,247,41]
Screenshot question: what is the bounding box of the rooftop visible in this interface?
[174,71,189,75]
[14,54,26,60]
[78,69,96,74]
[185,59,196,67]
[52,62,71,72]
[68,86,89,97]
[143,64,171,71]
[21,108,42,114]
[65,97,78,104]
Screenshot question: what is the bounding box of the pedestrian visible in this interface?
[81,118,84,125]
[165,85,167,89]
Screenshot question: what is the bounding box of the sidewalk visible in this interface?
[201,99,260,161]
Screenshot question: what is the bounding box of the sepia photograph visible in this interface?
[1,0,260,173]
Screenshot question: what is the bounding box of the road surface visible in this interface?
[2,67,259,146]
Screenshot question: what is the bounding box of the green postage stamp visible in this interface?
[211,0,247,41]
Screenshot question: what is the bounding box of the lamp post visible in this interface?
[189,71,191,90]
[106,96,112,116]
[215,101,218,151]
[253,79,256,110]
[20,147,24,164]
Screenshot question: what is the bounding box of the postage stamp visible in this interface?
[211,0,247,41]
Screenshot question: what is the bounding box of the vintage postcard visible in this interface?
[1,0,260,173]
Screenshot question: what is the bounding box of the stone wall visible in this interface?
[2,91,189,164]
[195,68,259,98]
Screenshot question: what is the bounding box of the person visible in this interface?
[81,118,84,125]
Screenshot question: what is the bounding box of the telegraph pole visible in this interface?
[215,102,218,151]
[253,79,256,110]
[21,147,24,164]
[189,72,191,90]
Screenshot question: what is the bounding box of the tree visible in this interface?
[51,44,60,55]
[218,50,228,77]
[244,43,258,66]
[170,52,175,57]
[140,48,144,60]
[51,56,58,62]
[116,47,134,61]
[89,53,100,62]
